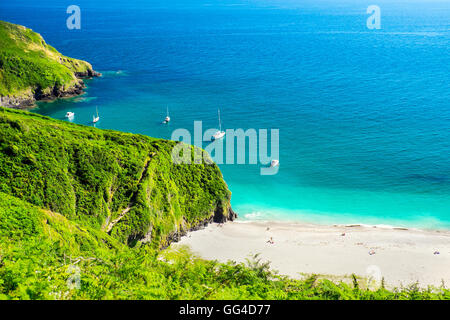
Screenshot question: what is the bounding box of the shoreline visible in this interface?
[172,219,450,288]
[0,73,101,110]
[236,217,450,233]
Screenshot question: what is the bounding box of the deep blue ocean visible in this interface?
[2,0,450,229]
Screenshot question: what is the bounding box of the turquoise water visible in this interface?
[2,0,450,229]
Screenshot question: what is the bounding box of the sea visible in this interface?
[1,0,450,229]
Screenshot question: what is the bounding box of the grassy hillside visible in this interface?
[0,107,233,247]
[0,21,98,107]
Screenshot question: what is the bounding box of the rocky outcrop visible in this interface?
[75,70,102,78]
[214,203,237,223]
[0,94,35,109]
[0,72,101,109]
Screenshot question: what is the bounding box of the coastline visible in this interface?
[0,71,101,109]
[172,219,450,288]
[0,20,102,109]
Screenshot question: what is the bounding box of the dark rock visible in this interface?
[1,68,100,109]
[213,204,237,223]
[75,69,102,78]
[0,96,35,109]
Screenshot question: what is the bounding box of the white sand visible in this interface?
[172,220,450,288]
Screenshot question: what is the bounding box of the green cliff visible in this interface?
[0,108,235,248]
[0,21,100,108]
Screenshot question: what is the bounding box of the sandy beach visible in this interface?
[172,220,450,288]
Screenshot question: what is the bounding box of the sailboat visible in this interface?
[212,108,225,140]
[164,106,170,123]
[93,107,100,123]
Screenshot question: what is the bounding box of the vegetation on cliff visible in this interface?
[0,21,98,107]
[0,108,449,300]
[0,107,233,247]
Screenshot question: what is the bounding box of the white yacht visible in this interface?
[212,109,225,140]
[164,106,170,123]
[93,107,100,123]
[65,112,75,118]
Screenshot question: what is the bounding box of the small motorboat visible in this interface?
[65,112,75,118]
[93,107,100,123]
[270,159,279,167]
[212,108,225,140]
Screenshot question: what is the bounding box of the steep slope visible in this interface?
[0,21,100,108]
[0,107,235,248]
